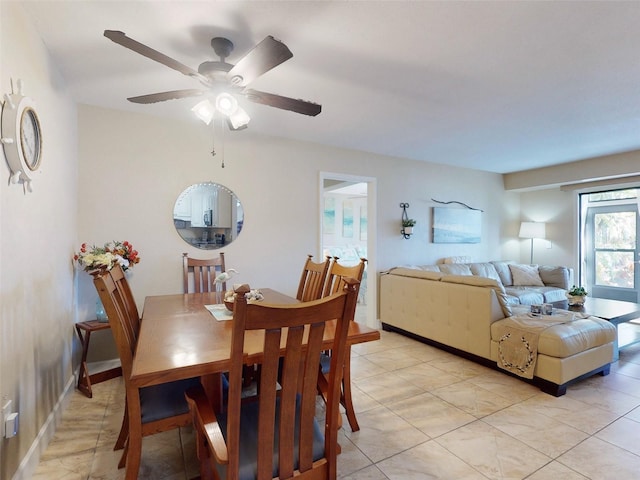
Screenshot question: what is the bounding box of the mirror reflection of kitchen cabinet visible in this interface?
[174,194,191,221]
[173,182,244,250]
[217,190,232,228]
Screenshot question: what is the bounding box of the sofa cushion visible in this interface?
[469,263,502,283]
[525,286,568,304]
[505,294,521,305]
[509,264,545,286]
[492,313,616,359]
[441,275,512,317]
[537,317,616,357]
[417,265,442,272]
[439,263,473,276]
[491,261,515,286]
[504,287,545,305]
[538,266,570,289]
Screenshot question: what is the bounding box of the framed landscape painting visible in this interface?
[432,207,481,243]
[323,197,336,234]
[342,201,354,238]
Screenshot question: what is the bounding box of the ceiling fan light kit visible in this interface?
[191,99,214,125]
[104,29,322,131]
[215,92,238,116]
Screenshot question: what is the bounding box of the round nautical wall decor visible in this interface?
[1,79,43,193]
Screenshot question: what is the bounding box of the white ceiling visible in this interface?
[17,1,640,174]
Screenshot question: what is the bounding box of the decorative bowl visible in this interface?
[223,299,234,312]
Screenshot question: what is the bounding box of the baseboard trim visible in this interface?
[11,374,76,480]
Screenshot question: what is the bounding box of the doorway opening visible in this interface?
[319,173,377,328]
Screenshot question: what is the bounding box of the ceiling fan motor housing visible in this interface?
[211,37,234,60]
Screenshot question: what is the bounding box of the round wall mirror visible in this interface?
[173,182,244,250]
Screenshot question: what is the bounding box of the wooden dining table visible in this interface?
[127,288,380,477]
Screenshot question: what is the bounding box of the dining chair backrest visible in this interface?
[183,252,226,293]
[94,271,136,380]
[185,279,360,480]
[109,263,141,345]
[296,254,332,302]
[322,257,367,298]
[94,269,198,475]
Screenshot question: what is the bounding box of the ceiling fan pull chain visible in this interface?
[220,121,226,168]
[210,121,216,158]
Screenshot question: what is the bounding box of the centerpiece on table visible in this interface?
[566,285,587,306]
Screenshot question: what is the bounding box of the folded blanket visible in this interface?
[494,312,583,378]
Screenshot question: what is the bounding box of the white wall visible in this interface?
[0,4,78,479]
[77,104,512,325]
[519,188,578,271]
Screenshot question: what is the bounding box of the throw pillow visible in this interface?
[509,264,545,286]
[439,263,473,276]
[469,263,502,283]
[442,256,472,264]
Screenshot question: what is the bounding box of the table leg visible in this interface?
[201,373,223,411]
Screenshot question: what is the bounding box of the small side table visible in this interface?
[75,320,122,398]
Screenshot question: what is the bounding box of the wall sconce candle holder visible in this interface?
[400,203,416,239]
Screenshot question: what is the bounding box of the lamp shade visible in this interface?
[519,222,546,239]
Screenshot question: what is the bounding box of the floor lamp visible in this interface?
[519,222,546,264]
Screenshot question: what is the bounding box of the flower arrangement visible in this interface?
[74,241,140,273]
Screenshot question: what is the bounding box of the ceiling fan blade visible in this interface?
[104,30,209,84]
[127,89,205,104]
[227,36,293,87]
[245,89,321,116]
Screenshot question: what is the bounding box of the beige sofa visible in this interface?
[399,260,572,306]
[379,265,617,396]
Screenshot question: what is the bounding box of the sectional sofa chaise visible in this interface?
[379,261,617,395]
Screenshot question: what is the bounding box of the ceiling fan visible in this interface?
[103,30,322,130]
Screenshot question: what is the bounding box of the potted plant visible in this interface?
[566,285,588,306]
[402,219,416,235]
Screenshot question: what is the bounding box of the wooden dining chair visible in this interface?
[93,270,200,477]
[296,254,332,302]
[183,252,226,293]
[318,257,367,432]
[109,263,141,345]
[184,279,360,480]
[108,263,142,452]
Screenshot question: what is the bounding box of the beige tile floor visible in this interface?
[34,328,640,480]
